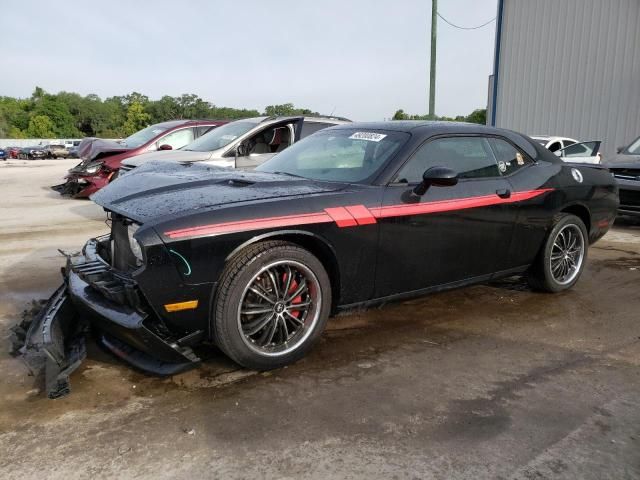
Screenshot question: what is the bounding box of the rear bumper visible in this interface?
[13,238,200,398]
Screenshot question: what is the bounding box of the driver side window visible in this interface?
[243,125,293,156]
[394,136,500,183]
[158,128,194,150]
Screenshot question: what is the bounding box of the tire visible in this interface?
[527,213,588,293]
[213,240,331,370]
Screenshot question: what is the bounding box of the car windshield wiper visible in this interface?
[273,171,306,179]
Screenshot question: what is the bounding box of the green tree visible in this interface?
[31,91,80,137]
[263,103,319,117]
[392,109,408,120]
[26,115,56,138]
[146,95,181,123]
[0,97,31,132]
[391,107,487,124]
[7,125,26,138]
[123,92,149,108]
[122,101,151,135]
[465,109,487,125]
[264,103,296,116]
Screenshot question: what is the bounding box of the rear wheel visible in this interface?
[527,213,588,292]
[213,241,331,370]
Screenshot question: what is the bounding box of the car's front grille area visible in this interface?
[69,236,143,308]
[620,189,640,207]
[611,168,640,181]
[111,215,139,272]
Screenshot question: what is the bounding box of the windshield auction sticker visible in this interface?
[349,132,387,142]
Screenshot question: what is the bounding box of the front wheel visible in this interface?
[527,213,588,292]
[213,241,331,370]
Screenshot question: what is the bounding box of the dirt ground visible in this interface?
[1,159,639,479]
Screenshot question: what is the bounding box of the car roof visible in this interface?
[153,119,227,129]
[259,115,352,124]
[326,121,543,159]
[328,120,509,134]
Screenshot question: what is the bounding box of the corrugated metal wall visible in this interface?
[493,0,640,158]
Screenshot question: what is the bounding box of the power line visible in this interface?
[437,12,495,30]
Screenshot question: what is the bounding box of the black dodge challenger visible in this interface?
[15,121,619,397]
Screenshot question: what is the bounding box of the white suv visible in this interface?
[119,116,350,174]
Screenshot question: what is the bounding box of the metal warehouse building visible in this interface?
[488,0,640,158]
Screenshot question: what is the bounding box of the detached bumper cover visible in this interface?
[12,238,200,398]
[11,285,87,399]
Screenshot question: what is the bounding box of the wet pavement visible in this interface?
[1,160,639,479]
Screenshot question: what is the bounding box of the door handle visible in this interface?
[496,188,511,199]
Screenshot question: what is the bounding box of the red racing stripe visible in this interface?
[324,207,358,227]
[164,189,553,239]
[345,205,377,225]
[369,189,552,219]
[165,212,333,239]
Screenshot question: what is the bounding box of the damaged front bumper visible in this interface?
[51,173,108,198]
[12,237,200,398]
[11,285,88,399]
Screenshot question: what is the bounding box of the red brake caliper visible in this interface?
[282,272,302,318]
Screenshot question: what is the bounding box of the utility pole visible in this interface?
[429,0,437,119]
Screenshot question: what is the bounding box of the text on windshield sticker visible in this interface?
[349,132,387,142]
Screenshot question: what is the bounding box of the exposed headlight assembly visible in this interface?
[127,224,144,265]
[84,161,103,174]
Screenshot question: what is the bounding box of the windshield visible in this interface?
[184,121,257,152]
[121,124,171,148]
[626,136,640,155]
[257,129,409,183]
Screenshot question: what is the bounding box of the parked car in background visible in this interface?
[531,135,578,153]
[553,140,602,164]
[7,147,21,159]
[119,115,351,174]
[51,119,227,197]
[607,135,640,216]
[68,145,80,158]
[64,140,81,150]
[18,145,47,159]
[0,147,7,160]
[46,144,70,159]
[16,122,618,398]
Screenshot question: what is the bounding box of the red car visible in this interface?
[7,147,21,159]
[52,119,226,198]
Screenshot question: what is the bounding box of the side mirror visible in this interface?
[413,166,458,196]
[159,144,173,151]
[617,146,625,154]
[235,143,248,157]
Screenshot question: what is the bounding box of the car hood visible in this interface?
[78,137,130,161]
[123,149,213,167]
[605,153,640,169]
[91,161,344,223]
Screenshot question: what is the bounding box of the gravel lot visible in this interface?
[1,159,640,479]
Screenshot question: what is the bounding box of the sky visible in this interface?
[1,0,498,121]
